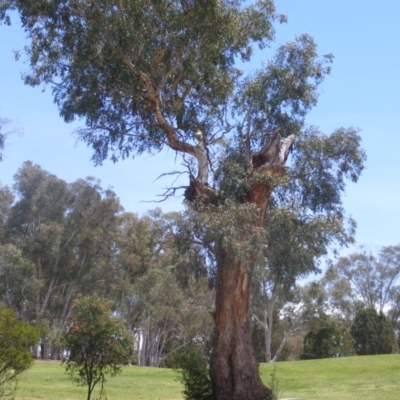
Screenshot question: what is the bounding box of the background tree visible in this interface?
[251,304,291,363]
[0,185,13,239]
[64,295,134,400]
[263,280,333,362]
[325,246,400,315]
[250,195,353,362]
[1,164,213,366]
[113,210,214,367]
[1,2,366,398]
[0,116,15,162]
[387,286,400,348]
[0,243,39,319]
[301,315,355,360]
[350,308,397,356]
[0,307,42,398]
[3,162,123,357]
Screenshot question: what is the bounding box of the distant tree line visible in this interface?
[296,245,400,359]
[0,161,213,366]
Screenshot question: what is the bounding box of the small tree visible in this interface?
[351,308,397,355]
[0,307,41,398]
[64,295,134,400]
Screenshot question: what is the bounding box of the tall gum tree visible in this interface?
[1,2,366,399]
[4,162,123,339]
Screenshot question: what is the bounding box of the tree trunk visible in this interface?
[209,132,295,399]
[265,294,276,363]
[265,316,272,363]
[272,335,288,363]
[41,336,49,360]
[210,258,272,400]
[183,130,294,399]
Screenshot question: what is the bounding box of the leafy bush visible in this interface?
[171,343,214,400]
[0,307,41,398]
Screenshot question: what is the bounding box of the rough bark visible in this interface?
[210,257,273,400]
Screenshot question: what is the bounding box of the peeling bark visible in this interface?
[252,129,295,169]
[210,257,273,400]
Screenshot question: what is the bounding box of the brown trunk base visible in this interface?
[210,260,273,400]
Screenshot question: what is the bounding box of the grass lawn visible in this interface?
[260,354,400,400]
[14,361,182,400]
[13,354,400,400]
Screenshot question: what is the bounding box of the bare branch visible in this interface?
[140,185,188,204]
[153,170,187,183]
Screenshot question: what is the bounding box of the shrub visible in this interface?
[0,307,41,398]
[171,343,214,400]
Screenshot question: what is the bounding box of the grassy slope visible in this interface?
[260,355,400,400]
[14,355,400,400]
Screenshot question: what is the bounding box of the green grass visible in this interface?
[13,355,400,400]
[260,354,400,400]
[14,361,182,400]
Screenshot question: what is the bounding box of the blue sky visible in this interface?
[0,1,399,258]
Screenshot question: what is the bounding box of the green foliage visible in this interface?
[2,0,282,163]
[3,161,123,331]
[0,307,41,398]
[235,34,333,138]
[64,295,134,400]
[171,343,213,400]
[351,308,397,355]
[175,201,266,280]
[288,127,365,212]
[0,243,38,317]
[301,316,355,360]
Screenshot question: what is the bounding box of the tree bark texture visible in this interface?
[210,258,272,400]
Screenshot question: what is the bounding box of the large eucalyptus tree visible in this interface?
[1,1,365,398]
[4,162,122,332]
